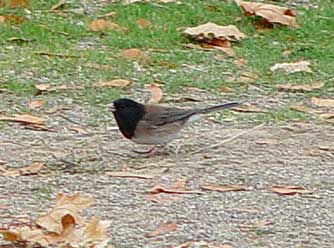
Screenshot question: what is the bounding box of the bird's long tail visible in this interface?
[196,101,239,114]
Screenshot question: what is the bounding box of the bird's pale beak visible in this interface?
[107,103,116,112]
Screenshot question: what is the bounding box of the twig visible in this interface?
[191,123,266,154]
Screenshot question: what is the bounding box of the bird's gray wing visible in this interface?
[143,105,196,126]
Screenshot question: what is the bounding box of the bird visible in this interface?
[107,98,239,155]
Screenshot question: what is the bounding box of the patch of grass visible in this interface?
[0,0,333,122]
[3,81,34,95]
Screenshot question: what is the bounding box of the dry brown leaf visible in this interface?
[93,79,131,87]
[0,14,24,24]
[119,48,150,63]
[311,97,334,107]
[145,222,177,238]
[37,193,93,233]
[88,19,127,32]
[67,125,89,134]
[319,113,334,119]
[290,104,323,115]
[106,171,155,179]
[20,162,44,175]
[99,11,117,18]
[50,0,65,11]
[83,217,108,242]
[270,60,311,74]
[0,228,48,246]
[0,114,45,125]
[277,82,324,92]
[183,22,246,42]
[136,18,151,29]
[200,183,248,192]
[231,106,266,113]
[239,220,273,229]
[28,99,44,109]
[147,185,202,195]
[146,83,163,104]
[235,0,297,27]
[219,86,234,93]
[271,186,313,195]
[35,79,130,93]
[1,0,28,7]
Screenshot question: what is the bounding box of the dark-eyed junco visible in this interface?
[107,98,239,154]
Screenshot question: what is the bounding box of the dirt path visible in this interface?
[1,112,334,247]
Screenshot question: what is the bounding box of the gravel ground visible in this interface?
[1,107,334,247]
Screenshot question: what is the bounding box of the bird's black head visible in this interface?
[107,98,145,139]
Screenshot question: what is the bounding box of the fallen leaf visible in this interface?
[93,79,131,87]
[231,106,266,113]
[145,222,177,238]
[1,0,29,8]
[136,18,151,29]
[239,220,273,229]
[106,171,155,179]
[147,185,202,195]
[0,114,45,125]
[290,104,323,114]
[270,60,312,74]
[67,125,89,134]
[271,186,313,195]
[146,83,163,104]
[35,79,131,93]
[236,71,258,83]
[36,193,93,233]
[83,217,108,242]
[0,228,48,246]
[319,113,334,119]
[99,11,117,18]
[183,23,246,42]
[28,99,44,109]
[219,86,234,93]
[311,97,334,107]
[0,14,24,24]
[20,162,44,175]
[88,19,127,32]
[50,0,65,11]
[119,48,150,63]
[235,0,297,27]
[200,183,248,192]
[277,82,324,92]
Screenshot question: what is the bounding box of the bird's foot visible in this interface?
[132,146,158,155]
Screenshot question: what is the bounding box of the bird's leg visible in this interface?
[133,146,158,155]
